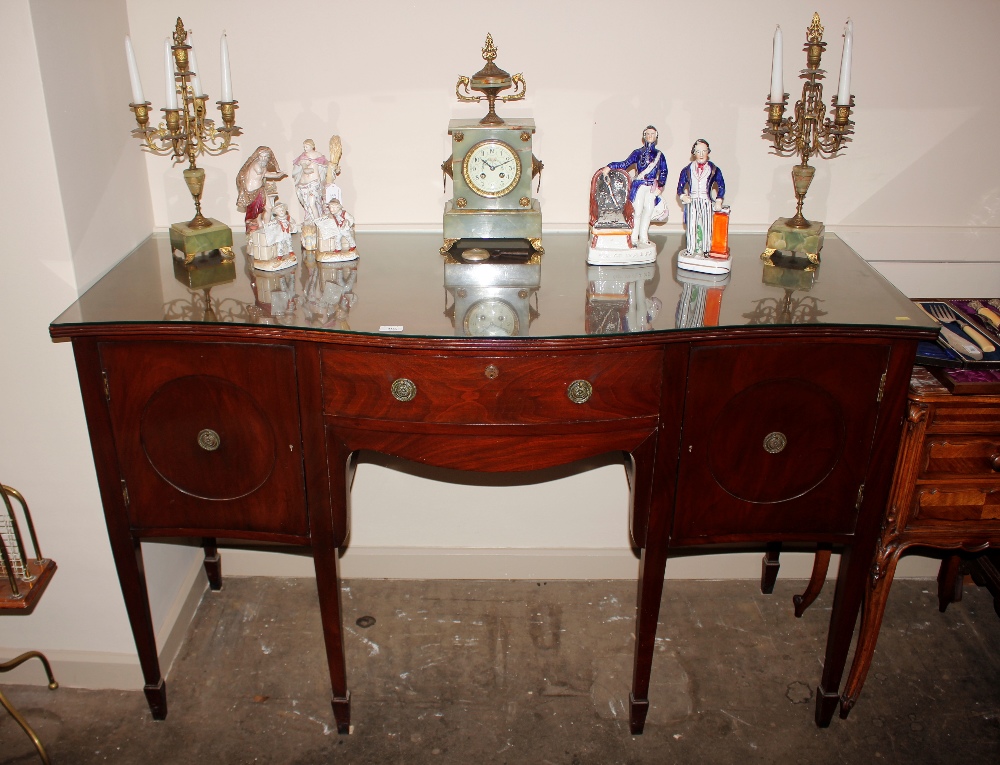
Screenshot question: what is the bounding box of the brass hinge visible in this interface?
[877,372,886,402]
[102,371,111,402]
[855,483,865,509]
[121,479,130,508]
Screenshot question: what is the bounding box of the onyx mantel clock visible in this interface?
[441,35,543,256]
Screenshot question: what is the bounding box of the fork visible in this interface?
[925,303,989,357]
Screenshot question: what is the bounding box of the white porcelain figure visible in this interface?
[589,126,668,265]
[247,201,299,272]
[316,200,358,262]
[236,146,287,233]
[676,138,731,275]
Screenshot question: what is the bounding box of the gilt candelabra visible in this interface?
[126,18,242,263]
[762,13,855,265]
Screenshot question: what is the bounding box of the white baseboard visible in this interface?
[1,553,207,689]
[218,545,941,581]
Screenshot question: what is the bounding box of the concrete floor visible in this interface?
[2,576,998,764]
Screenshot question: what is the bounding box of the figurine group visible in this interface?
[236,137,357,271]
[589,127,730,274]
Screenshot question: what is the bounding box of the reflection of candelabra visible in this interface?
[762,14,855,264]
[126,18,241,263]
[163,253,247,322]
[744,291,827,325]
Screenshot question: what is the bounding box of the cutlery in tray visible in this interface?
[913,298,1000,394]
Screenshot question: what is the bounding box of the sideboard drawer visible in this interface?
[99,341,308,537]
[320,348,663,424]
[920,436,1000,480]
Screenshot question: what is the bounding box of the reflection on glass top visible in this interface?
[52,232,935,338]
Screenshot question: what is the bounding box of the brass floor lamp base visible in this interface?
[0,650,58,765]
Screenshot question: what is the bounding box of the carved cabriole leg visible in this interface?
[839,543,905,719]
[794,545,832,617]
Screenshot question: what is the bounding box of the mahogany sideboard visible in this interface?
[49,232,936,734]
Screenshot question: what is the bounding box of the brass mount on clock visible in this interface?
[456,34,526,126]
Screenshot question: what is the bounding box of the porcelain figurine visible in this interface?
[236,146,287,233]
[248,201,299,272]
[676,138,731,275]
[589,126,668,265]
[292,140,328,224]
[316,200,357,262]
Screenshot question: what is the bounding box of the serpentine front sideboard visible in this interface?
[49,232,936,734]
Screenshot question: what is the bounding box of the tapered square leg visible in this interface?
[332,693,351,734]
[815,685,839,727]
[144,680,167,720]
[629,692,649,734]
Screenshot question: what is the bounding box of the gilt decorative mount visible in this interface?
[455,34,526,126]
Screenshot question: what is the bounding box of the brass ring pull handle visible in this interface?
[763,432,787,454]
[566,380,593,404]
[991,454,1000,471]
[197,429,221,452]
[391,378,417,402]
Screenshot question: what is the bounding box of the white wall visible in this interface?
[2,0,998,689]
[0,0,203,688]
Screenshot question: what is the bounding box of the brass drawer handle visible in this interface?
[197,429,221,452]
[567,379,593,404]
[763,432,787,454]
[391,378,417,402]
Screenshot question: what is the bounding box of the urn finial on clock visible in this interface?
[456,33,526,126]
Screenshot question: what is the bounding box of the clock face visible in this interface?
[464,298,520,336]
[462,140,522,198]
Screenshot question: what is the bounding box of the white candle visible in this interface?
[164,38,178,110]
[220,32,233,102]
[836,19,853,105]
[770,25,783,103]
[187,33,204,98]
[125,35,144,104]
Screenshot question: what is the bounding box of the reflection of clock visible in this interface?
[462,140,522,198]
[465,298,519,336]
[444,256,541,337]
[442,36,543,255]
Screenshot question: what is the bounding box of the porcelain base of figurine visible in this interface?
[170,218,234,264]
[763,218,824,265]
[317,249,359,264]
[677,249,731,275]
[588,232,656,266]
[251,255,298,272]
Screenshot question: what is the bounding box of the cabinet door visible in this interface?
[99,341,308,538]
[671,342,889,543]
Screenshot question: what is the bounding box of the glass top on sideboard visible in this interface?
[51,232,933,339]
